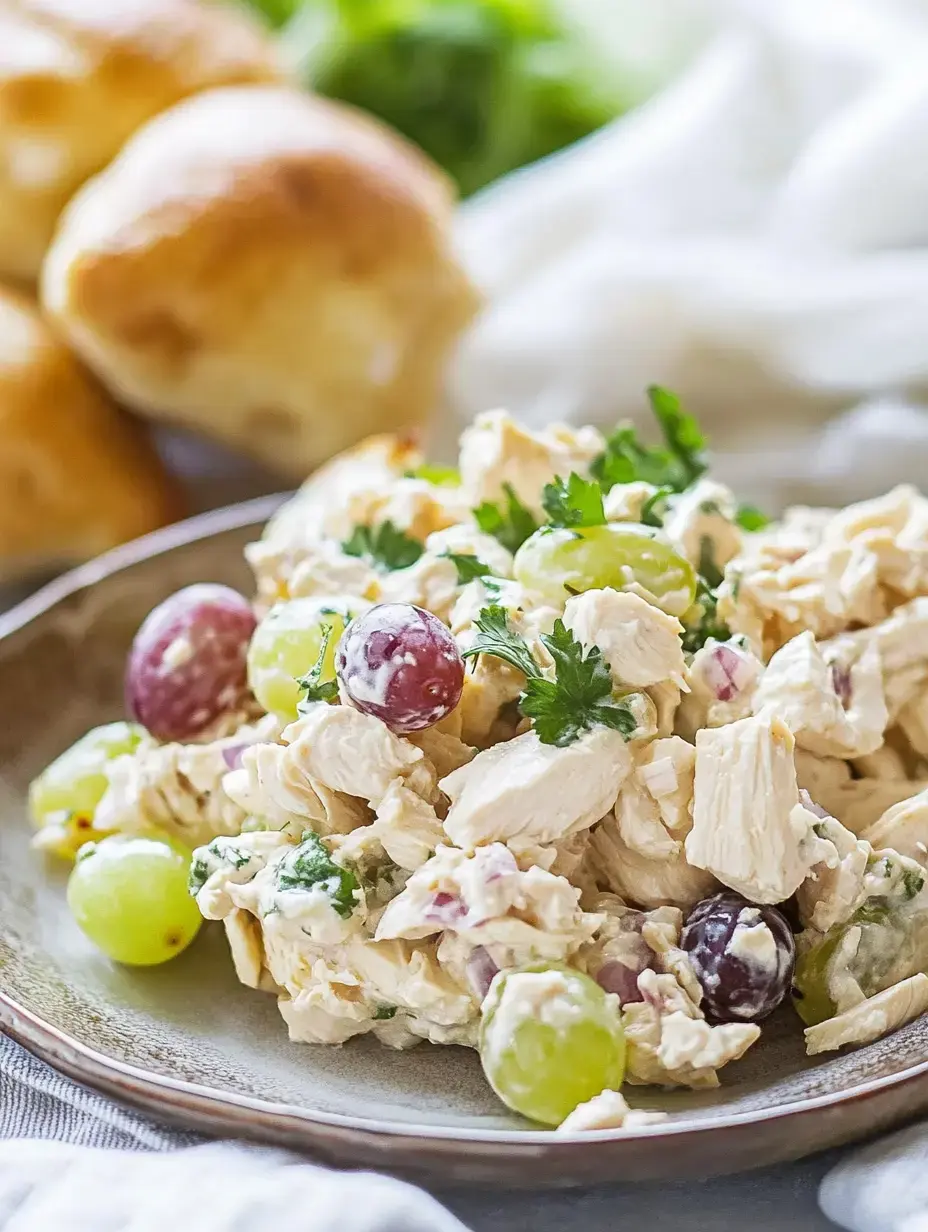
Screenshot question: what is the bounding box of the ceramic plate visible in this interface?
[2,499,928,1186]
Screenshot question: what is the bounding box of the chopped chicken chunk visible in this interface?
[441,727,632,853]
[95,716,280,847]
[685,715,830,903]
[825,597,928,721]
[557,1090,667,1132]
[663,479,743,573]
[224,909,268,991]
[247,536,380,611]
[863,789,928,863]
[339,782,445,872]
[458,409,603,513]
[623,970,759,1088]
[346,477,469,543]
[378,553,460,622]
[603,482,659,523]
[564,589,688,690]
[590,813,717,911]
[804,973,928,1056]
[796,811,872,933]
[753,631,887,758]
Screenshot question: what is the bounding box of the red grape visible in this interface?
[125,584,256,742]
[335,603,464,733]
[681,892,795,1023]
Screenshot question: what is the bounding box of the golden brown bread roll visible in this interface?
[0,0,281,281]
[40,84,480,478]
[0,285,182,579]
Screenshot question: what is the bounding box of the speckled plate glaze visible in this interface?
[3,500,928,1186]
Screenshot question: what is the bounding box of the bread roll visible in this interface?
[40,85,479,477]
[0,0,281,281]
[0,285,182,579]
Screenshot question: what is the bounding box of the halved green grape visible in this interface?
[67,833,202,966]
[514,523,697,616]
[791,932,841,1027]
[247,598,353,721]
[479,964,626,1126]
[29,722,146,860]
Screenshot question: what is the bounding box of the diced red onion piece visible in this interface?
[702,642,754,703]
[424,891,466,926]
[799,788,832,821]
[830,662,853,709]
[221,744,248,770]
[596,960,647,1004]
[466,946,500,1000]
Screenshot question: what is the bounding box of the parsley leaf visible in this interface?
[592,386,707,495]
[404,464,461,487]
[522,620,638,746]
[473,483,539,553]
[442,552,493,584]
[275,831,360,919]
[541,472,606,528]
[296,624,339,705]
[648,385,706,489]
[342,521,423,571]
[461,607,637,747]
[461,605,542,680]
[373,1005,398,1021]
[736,504,770,532]
[640,485,674,528]
[681,575,731,655]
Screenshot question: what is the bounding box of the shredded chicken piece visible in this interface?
[346,477,469,543]
[557,1090,667,1132]
[338,782,444,872]
[862,789,928,863]
[441,727,632,853]
[804,973,928,1056]
[663,479,743,572]
[378,553,460,622]
[825,597,928,722]
[564,589,688,690]
[753,631,887,758]
[247,537,380,611]
[95,715,280,846]
[685,715,831,903]
[224,909,270,991]
[796,813,872,933]
[623,970,759,1088]
[459,409,603,513]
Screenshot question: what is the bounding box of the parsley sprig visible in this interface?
[735,504,770,532]
[441,552,493,584]
[297,625,339,705]
[462,606,638,747]
[473,483,539,553]
[541,473,606,528]
[342,521,423,571]
[592,386,707,495]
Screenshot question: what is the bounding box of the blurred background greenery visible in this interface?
[241,0,703,196]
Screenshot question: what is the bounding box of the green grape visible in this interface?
[67,833,202,966]
[514,523,697,617]
[792,932,841,1027]
[479,964,626,1126]
[247,598,353,721]
[29,722,146,860]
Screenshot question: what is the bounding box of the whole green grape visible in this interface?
[247,598,352,721]
[29,722,146,859]
[514,523,697,616]
[479,964,625,1125]
[67,833,202,966]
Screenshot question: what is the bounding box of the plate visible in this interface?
[2,499,928,1186]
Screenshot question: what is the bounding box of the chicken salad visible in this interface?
[29,389,928,1129]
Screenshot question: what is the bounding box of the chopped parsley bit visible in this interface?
[442,552,493,584]
[541,473,606,529]
[473,483,539,554]
[736,503,771,532]
[296,624,339,706]
[592,386,707,495]
[461,605,638,747]
[275,831,360,920]
[342,520,423,571]
[698,537,724,590]
[681,574,731,656]
[187,837,250,897]
[640,485,674,528]
[373,1005,398,1021]
[904,867,926,900]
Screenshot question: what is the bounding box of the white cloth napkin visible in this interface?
[445,0,928,511]
[820,1121,928,1232]
[0,1033,469,1232]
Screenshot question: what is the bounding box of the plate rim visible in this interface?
[4,499,928,1167]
